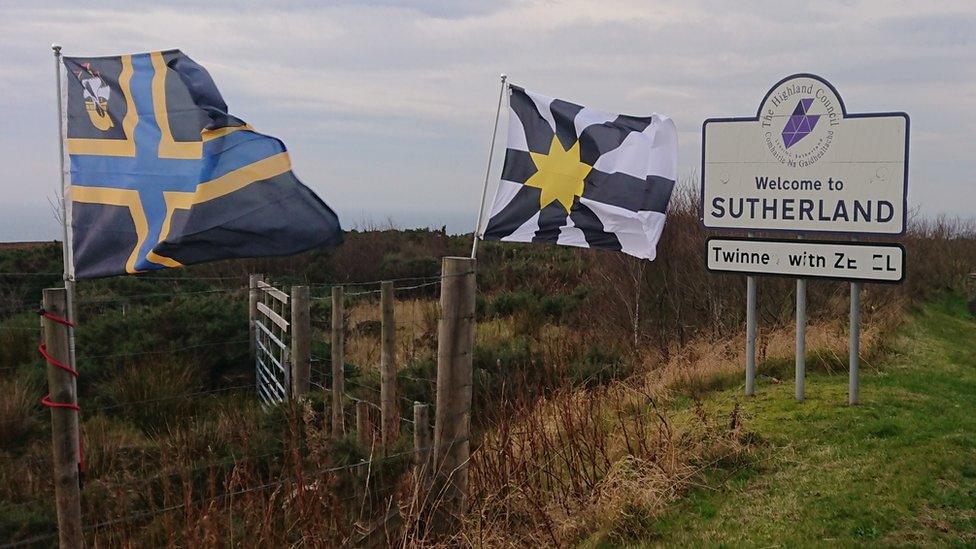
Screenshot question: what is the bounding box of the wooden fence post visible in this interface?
[331,285,345,439]
[380,281,397,450]
[290,285,311,398]
[42,288,83,549]
[413,402,432,484]
[432,256,476,518]
[356,401,370,449]
[248,274,264,360]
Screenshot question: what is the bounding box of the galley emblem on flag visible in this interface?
[482,85,677,260]
[75,63,114,130]
[62,50,343,279]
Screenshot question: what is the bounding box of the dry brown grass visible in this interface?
[73,399,347,547]
[1,207,971,546]
[453,377,748,547]
[0,378,38,446]
[651,292,906,398]
[452,294,907,547]
[346,298,439,372]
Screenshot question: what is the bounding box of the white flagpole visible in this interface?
[470,73,507,260]
[52,43,77,368]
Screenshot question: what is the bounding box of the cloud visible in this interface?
[0,0,973,241]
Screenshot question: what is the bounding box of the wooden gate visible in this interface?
[254,280,290,406]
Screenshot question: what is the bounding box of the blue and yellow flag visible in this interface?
[62,50,342,279]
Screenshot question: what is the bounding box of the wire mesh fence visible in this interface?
[0,269,461,547]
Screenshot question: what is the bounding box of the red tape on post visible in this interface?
[38,344,78,377]
[40,394,81,411]
[37,309,84,477]
[39,396,85,476]
[38,309,75,328]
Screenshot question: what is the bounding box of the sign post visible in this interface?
[701,73,909,404]
[796,277,806,402]
[745,232,756,397]
[850,280,861,404]
[746,272,757,396]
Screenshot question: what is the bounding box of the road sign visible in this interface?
[706,237,904,283]
[702,73,909,235]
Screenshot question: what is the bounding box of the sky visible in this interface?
[0,0,973,241]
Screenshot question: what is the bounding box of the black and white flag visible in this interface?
[482,85,677,260]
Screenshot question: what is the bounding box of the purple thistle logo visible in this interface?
[782,98,821,149]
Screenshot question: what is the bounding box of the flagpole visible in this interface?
[470,73,507,259]
[52,43,77,367]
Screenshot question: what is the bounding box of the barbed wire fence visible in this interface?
[0,259,476,546]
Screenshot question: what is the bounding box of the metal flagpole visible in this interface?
[470,73,508,260]
[53,44,77,368]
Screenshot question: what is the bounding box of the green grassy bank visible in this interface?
[641,297,976,546]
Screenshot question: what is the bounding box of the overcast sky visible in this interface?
[1,0,973,241]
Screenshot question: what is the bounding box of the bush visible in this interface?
[488,291,535,318]
[398,357,437,408]
[566,346,629,388]
[485,288,585,325]
[0,313,41,370]
[0,499,54,546]
[90,358,201,432]
[76,292,248,386]
[539,293,579,321]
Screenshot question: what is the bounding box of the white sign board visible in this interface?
[702,74,909,235]
[706,238,904,283]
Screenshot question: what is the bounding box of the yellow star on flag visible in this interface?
[525,136,592,213]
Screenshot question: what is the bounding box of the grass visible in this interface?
[1,220,973,545]
[626,296,976,547]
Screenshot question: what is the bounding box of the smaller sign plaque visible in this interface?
[706,237,904,283]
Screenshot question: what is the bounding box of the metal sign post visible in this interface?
[849,233,862,405]
[850,280,861,405]
[745,273,757,396]
[745,231,757,397]
[796,277,806,402]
